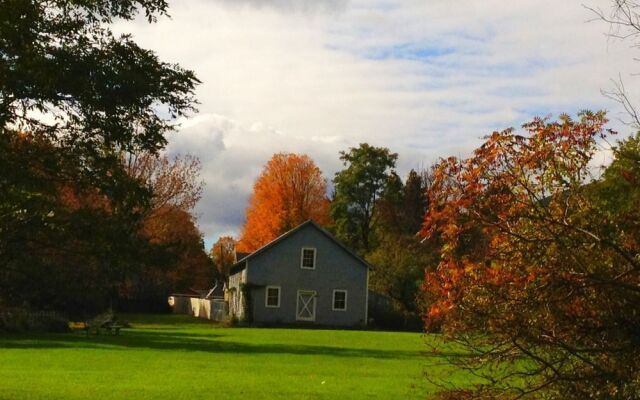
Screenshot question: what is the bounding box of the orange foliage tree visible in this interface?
[120,152,211,309]
[421,112,640,399]
[209,236,237,278]
[123,152,203,212]
[140,206,212,291]
[237,153,330,252]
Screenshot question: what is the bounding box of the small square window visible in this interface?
[333,290,347,311]
[301,248,316,269]
[265,286,280,308]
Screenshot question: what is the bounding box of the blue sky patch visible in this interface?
[364,43,455,61]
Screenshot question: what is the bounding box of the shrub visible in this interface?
[0,308,69,333]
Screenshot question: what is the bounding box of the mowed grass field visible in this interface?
[0,314,472,399]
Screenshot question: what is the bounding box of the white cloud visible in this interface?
[212,0,348,14]
[117,0,640,245]
[164,113,341,246]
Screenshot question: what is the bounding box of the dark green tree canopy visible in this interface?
[366,168,434,328]
[594,132,640,214]
[330,143,398,253]
[402,169,428,234]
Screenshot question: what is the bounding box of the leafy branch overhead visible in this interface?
[0,0,205,316]
[0,0,200,153]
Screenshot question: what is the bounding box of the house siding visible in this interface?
[245,224,368,327]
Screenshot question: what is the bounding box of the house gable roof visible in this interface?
[229,220,372,275]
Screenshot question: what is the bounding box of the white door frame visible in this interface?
[296,290,317,322]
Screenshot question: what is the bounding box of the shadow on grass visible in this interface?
[0,329,468,360]
[119,313,220,326]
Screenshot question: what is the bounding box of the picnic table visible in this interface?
[84,312,122,336]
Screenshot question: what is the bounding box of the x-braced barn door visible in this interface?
[296,290,316,321]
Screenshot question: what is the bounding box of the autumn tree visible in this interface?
[125,206,212,308]
[209,236,237,278]
[422,112,640,399]
[117,152,211,310]
[123,152,203,213]
[237,153,330,252]
[331,143,398,253]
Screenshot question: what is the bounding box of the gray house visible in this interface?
[227,220,370,327]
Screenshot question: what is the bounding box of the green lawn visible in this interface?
[0,314,471,399]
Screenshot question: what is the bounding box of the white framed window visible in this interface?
[265,286,281,308]
[332,290,348,311]
[300,248,316,269]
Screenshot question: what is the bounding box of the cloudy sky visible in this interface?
[118,0,639,248]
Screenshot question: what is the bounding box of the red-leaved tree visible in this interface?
[421,112,640,399]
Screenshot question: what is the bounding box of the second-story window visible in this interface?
[301,248,316,269]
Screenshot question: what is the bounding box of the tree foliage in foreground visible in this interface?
[0,0,201,314]
[238,153,330,252]
[0,0,198,153]
[422,112,640,399]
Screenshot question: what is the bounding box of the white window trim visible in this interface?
[300,247,317,270]
[296,290,317,321]
[332,289,348,312]
[265,285,281,308]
